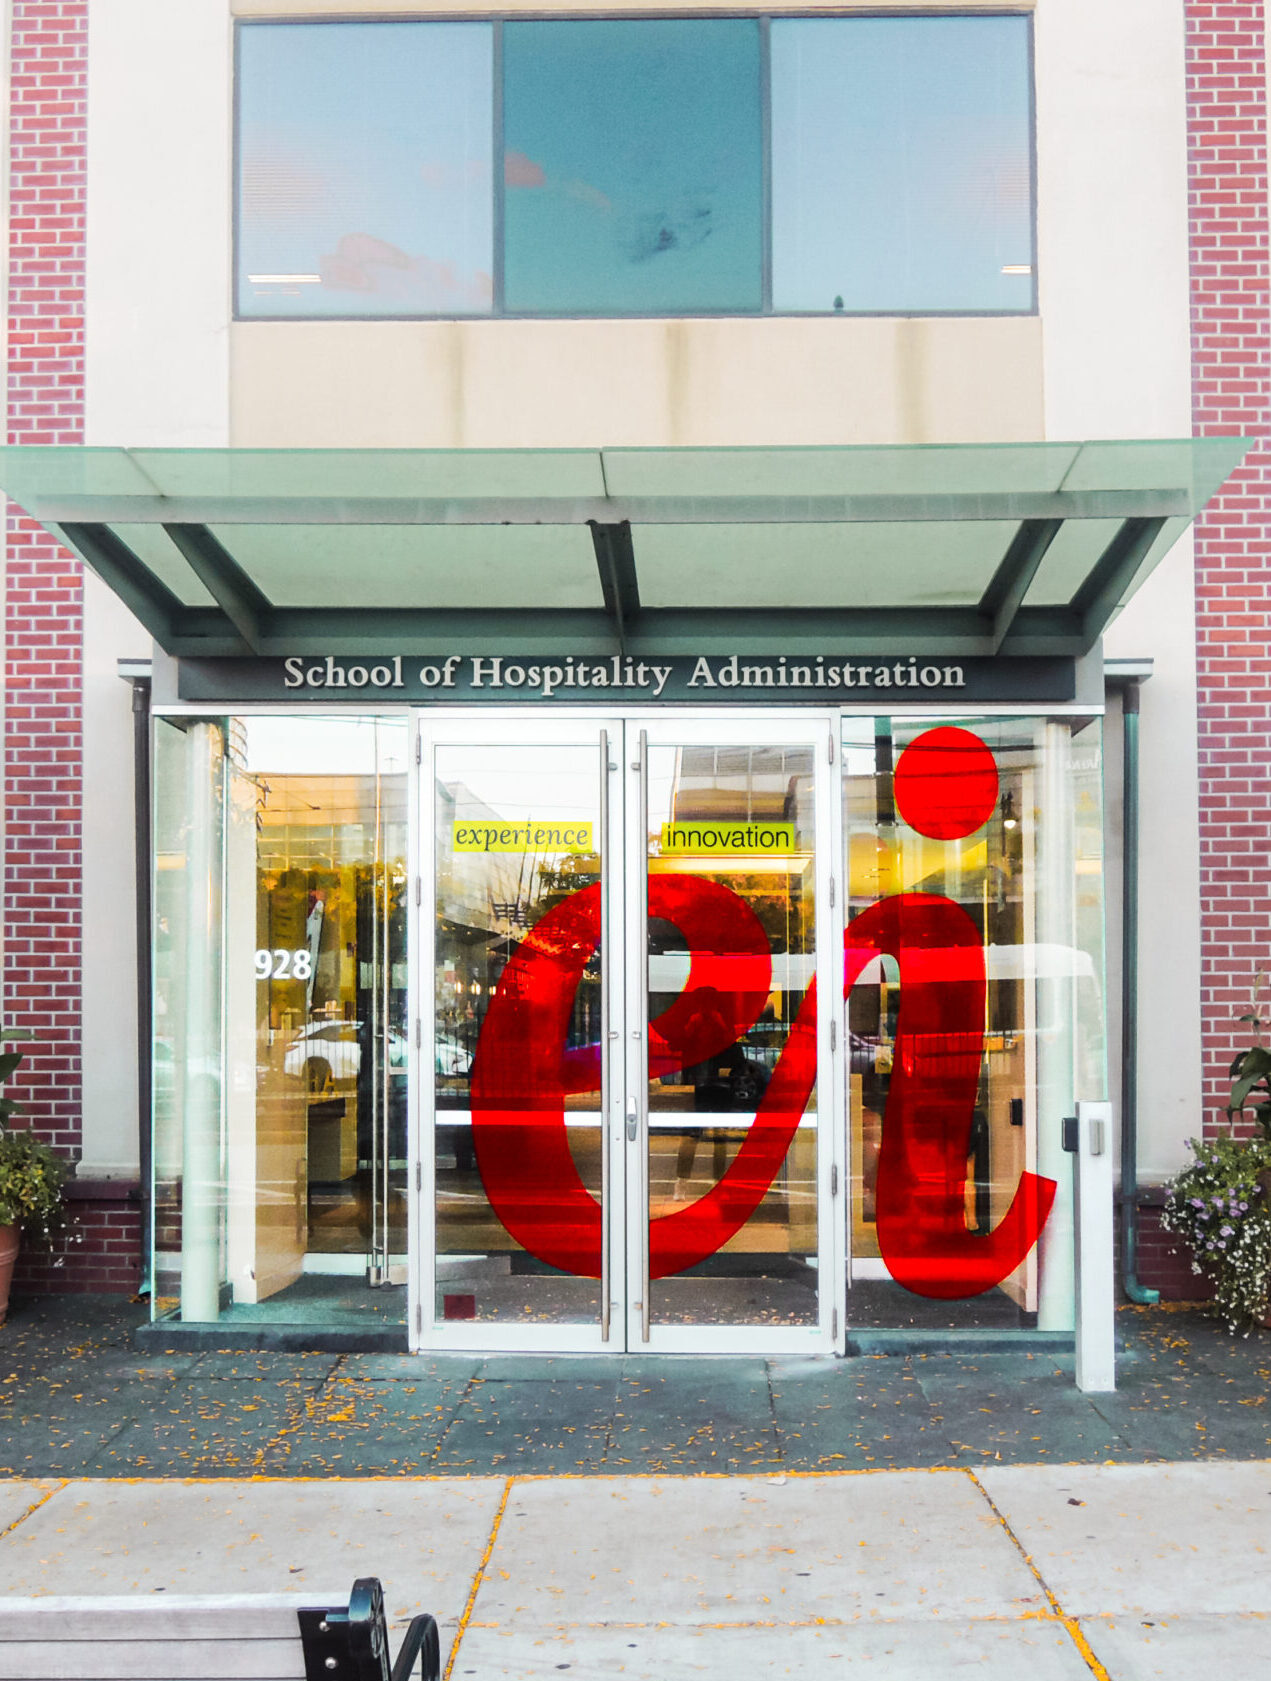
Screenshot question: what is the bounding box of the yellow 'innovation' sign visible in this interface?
[660,821,796,855]
[453,821,594,854]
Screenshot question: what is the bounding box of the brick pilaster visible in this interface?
[1187,0,1271,1134]
[5,1,87,1158]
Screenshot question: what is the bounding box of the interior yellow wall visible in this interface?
[231,317,1044,448]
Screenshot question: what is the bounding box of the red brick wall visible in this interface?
[5,6,88,1206]
[1130,1196,1216,1302]
[1187,1,1271,1134]
[13,1181,141,1296]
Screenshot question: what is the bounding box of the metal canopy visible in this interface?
[0,439,1247,658]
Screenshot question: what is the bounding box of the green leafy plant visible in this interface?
[0,1031,72,1251]
[1225,967,1271,1136]
[1162,1133,1271,1332]
[1163,971,1271,1331]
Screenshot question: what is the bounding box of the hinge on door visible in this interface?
[829,877,836,908]
[832,1307,839,1340]
[414,1304,422,1336]
[830,1020,837,1051]
[416,734,422,765]
[831,1164,839,1196]
[828,735,835,765]
[415,1161,423,1194]
[415,875,422,907]
[415,1018,422,1050]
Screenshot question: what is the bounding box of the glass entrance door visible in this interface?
[421,712,837,1352]
[427,717,620,1346]
[626,717,837,1351]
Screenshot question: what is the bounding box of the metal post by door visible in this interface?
[1074,1100,1116,1393]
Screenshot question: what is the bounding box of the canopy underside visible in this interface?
[0,439,1247,658]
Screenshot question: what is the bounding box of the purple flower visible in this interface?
[1192,1198,1206,1209]
[1221,1225,1234,1237]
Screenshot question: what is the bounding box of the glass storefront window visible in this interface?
[154,703,1106,1350]
[842,715,1105,1333]
[771,16,1035,313]
[502,19,763,315]
[235,15,1034,320]
[152,715,408,1326]
[236,22,494,318]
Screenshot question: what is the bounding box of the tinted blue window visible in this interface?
[502,20,763,314]
[771,17,1034,313]
[237,22,493,317]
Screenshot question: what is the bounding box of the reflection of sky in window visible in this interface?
[244,716,409,776]
[437,747,597,826]
[503,20,762,314]
[772,17,1033,313]
[238,22,492,317]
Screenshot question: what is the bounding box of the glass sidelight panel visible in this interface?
[244,718,409,1308]
[842,715,1104,1333]
[432,738,610,1328]
[640,739,821,1332]
[150,714,408,1327]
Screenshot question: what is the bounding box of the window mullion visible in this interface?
[760,14,772,316]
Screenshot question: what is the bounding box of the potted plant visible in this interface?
[0,1031,72,1325]
[1162,971,1271,1332]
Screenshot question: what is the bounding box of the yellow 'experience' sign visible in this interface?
[453,821,594,854]
[661,821,796,855]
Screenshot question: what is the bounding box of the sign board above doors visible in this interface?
[176,652,1077,704]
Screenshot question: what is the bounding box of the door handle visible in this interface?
[626,1105,639,1142]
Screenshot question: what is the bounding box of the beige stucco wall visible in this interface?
[81,0,233,1176]
[231,317,1044,449]
[1035,0,1198,1184]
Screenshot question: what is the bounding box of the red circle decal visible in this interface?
[893,726,999,840]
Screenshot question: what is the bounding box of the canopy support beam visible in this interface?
[57,522,182,647]
[589,519,640,654]
[162,523,272,653]
[1072,516,1168,652]
[979,518,1063,653]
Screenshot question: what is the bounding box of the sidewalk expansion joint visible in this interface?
[443,1475,513,1681]
[0,1481,65,1541]
[964,1467,1110,1681]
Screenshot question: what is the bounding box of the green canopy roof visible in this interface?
[0,439,1247,658]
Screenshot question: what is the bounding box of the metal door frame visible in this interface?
[413,710,627,1352]
[623,711,843,1355]
[412,706,845,1355]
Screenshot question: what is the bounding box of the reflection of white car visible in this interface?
[284,1022,408,1090]
[435,1035,472,1078]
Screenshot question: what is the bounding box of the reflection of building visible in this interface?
[0,4,1259,1378]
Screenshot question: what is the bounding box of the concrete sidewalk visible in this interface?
[0,1464,1265,1678]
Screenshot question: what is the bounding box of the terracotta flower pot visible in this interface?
[0,1225,20,1326]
